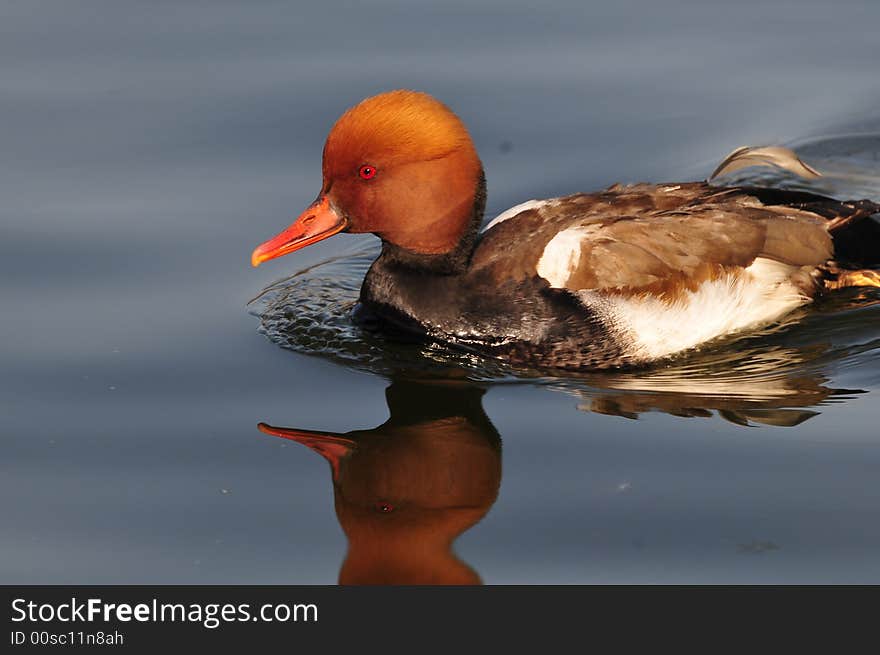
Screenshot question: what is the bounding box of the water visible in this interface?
[3,0,880,584]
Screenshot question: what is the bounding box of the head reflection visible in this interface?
[259,380,500,585]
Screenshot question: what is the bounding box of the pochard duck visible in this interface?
[251,90,880,370]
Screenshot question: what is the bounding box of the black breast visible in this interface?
[358,249,632,370]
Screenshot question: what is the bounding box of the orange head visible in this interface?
[251,90,483,267]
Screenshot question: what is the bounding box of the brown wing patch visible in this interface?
[569,210,766,290]
[567,234,671,290]
[472,183,714,281]
[761,212,832,266]
[472,182,836,296]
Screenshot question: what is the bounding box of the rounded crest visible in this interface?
[323,90,476,176]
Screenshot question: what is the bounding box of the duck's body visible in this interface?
[252,90,880,370]
[360,181,879,369]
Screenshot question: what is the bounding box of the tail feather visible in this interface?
[709,145,821,182]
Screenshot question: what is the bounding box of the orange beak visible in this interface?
[258,422,356,480]
[251,195,347,267]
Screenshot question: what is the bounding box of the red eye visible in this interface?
[375,502,394,513]
[359,165,377,180]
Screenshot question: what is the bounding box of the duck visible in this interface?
[258,380,501,585]
[251,90,880,370]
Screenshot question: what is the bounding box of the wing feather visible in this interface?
[472,182,834,295]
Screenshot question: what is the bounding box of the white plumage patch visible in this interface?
[535,226,595,287]
[482,198,557,232]
[577,258,811,361]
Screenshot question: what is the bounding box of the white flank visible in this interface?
[578,258,810,361]
[536,226,593,288]
[482,199,555,232]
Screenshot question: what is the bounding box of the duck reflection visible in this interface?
[571,342,867,426]
[259,380,501,585]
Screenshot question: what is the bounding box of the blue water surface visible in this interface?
[2,0,880,583]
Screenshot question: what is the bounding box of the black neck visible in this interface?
[382,380,501,450]
[377,169,487,276]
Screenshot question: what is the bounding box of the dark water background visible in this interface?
[3,0,880,583]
